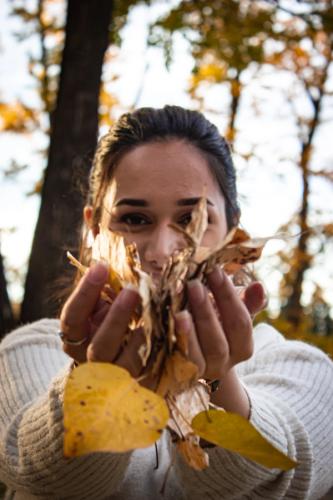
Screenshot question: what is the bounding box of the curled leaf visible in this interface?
[92,228,140,291]
[67,251,88,275]
[156,351,199,397]
[177,433,209,470]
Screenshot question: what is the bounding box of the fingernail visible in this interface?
[208,266,223,287]
[187,279,205,304]
[87,262,108,284]
[117,285,140,308]
[175,310,191,356]
[175,310,191,333]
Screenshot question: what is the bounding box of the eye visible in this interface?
[118,213,150,226]
[177,211,212,227]
[177,212,192,227]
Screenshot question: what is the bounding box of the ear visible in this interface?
[83,205,99,237]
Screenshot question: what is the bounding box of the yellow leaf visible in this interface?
[191,410,298,470]
[63,363,169,457]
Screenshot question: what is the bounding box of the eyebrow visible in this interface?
[177,197,214,207]
[114,197,214,207]
[115,198,148,207]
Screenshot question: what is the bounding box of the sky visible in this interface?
[0,0,332,315]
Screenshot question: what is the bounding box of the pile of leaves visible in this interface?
[64,198,297,472]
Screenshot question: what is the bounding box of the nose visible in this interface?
[143,223,184,269]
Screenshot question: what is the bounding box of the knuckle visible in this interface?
[60,317,78,333]
[238,339,254,361]
[196,302,214,322]
[205,353,228,378]
[76,283,93,302]
[233,312,252,337]
[60,305,80,332]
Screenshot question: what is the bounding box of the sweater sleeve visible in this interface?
[0,319,130,499]
[173,323,333,500]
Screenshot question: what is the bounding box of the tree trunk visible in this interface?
[225,72,241,145]
[0,251,14,339]
[21,0,114,322]
[283,143,311,327]
[284,95,322,328]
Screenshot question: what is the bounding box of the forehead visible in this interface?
[110,139,223,203]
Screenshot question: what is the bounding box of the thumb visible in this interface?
[242,281,267,318]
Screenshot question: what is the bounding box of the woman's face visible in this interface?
[93,139,228,280]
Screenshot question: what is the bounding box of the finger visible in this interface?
[242,281,267,317]
[187,280,229,379]
[87,286,141,362]
[89,301,110,335]
[206,267,253,361]
[60,262,108,340]
[115,329,146,378]
[175,310,206,377]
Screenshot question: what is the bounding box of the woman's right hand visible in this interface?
[60,262,144,378]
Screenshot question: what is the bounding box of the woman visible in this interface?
[1,106,332,499]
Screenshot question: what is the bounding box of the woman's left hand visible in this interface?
[175,266,265,382]
[173,266,266,418]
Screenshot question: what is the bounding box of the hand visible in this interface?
[60,263,144,376]
[60,262,266,400]
[241,280,267,319]
[175,267,262,381]
[174,267,267,418]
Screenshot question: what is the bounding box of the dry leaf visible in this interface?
[67,199,278,401]
[192,409,298,470]
[92,228,140,291]
[177,433,209,470]
[156,351,199,397]
[67,251,88,275]
[168,382,210,437]
[167,383,210,470]
[185,196,208,245]
[63,363,169,457]
[64,196,294,472]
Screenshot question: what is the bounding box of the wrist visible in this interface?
[210,367,251,420]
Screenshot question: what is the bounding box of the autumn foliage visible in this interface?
[1,1,332,349]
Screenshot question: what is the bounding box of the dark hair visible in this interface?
[88,105,240,232]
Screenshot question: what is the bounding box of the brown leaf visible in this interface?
[157,352,199,397]
[177,434,209,470]
[185,196,208,245]
[168,382,210,437]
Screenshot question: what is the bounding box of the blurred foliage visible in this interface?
[9,0,65,131]
[149,0,302,141]
[0,0,140,186]
[149,0,333,354]
[255,304,333,358]
[0,0,332,354]
[0,101,39,132]
[110,0,151,46]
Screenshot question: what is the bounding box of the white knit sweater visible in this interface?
[0,320,333,500]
